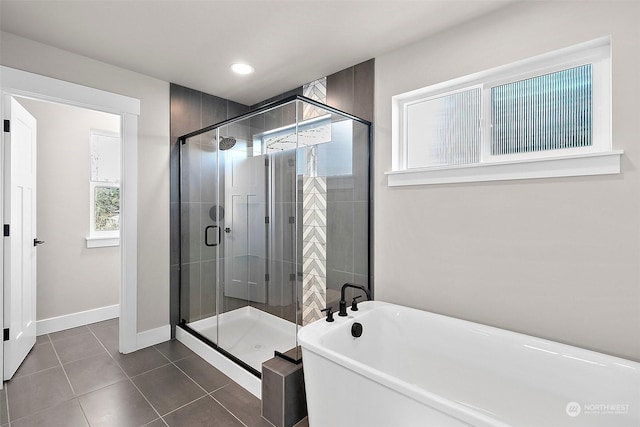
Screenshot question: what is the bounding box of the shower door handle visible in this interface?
[204,225,221,247]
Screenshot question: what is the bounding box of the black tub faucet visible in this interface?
[339,283,371,316]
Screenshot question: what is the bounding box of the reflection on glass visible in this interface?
[179,98,370,375]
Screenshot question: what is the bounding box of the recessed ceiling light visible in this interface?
[230,63,254,75]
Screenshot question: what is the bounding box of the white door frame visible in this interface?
[0,66,139,379]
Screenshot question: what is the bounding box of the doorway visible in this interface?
[1,66,140,382]
[17,96,121,344]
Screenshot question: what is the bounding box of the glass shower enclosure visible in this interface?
[178,95,370,377]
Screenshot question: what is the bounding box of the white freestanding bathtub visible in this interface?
[298,301,640,427]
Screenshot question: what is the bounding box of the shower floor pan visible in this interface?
[186,306,298,372]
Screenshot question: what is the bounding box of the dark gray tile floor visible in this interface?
[1,319,309,427]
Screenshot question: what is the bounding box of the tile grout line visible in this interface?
[158,393,211,419]
[118,345,166,422]
[114,348,167,424]
[49,329,109,370]
[75,396,92,427]
[209,393,250,427]
[151,345,218,419]
[48,334,78,397]
[126,377,167,424]
[109,349,167,424]
[156,348,209,395]
[49,337,93,427]
[142,417,169,427]
[90,327,172,381]
[154,344,249,426]
[86,322,168,426]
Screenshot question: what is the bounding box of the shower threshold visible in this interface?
[186,306,298,373]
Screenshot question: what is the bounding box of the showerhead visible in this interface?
[219,136,237,150]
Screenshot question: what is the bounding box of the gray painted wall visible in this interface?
[18,98,121,320]
[374,1,640,361]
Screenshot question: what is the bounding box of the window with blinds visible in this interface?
[393,39,612,181]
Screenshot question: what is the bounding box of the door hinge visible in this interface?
[289,216,295,224]
[3,328,8,341]
[3,224,9,237]
[3,120,9,133]
[265,158,269,167]
[289,273,296,282]
[265,273,270,282]
[265,216,270,224]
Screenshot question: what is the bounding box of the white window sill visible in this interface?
[386,151,623,187]
[86,236,120,248]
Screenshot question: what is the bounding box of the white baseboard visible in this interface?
[136,324,171,350]
[176,326,261,398]
[37,304,120,335]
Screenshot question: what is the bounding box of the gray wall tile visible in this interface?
[181,203,201,263]
[170,84,202,137]
[181,262,201,322]
[326,201,354,273]
[181,142,202,203]
[202,93,228,128]
[354,201,369,277]
[353,59,375,123]
[327,67,354,115]
[170,202,180,265]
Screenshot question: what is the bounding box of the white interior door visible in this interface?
[3,97,38,380]
[223,144,267,304]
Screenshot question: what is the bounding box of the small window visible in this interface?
[389,38,621,186]
[92,184,120,232]
[406,87,481,168]
[87,130,121,247]
[489,64,593,158]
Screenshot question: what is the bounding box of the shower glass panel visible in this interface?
[179,96,370,377]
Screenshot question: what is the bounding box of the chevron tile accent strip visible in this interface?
[302,226,326,245]
[303,177,327,194]
[303,210,326,227]
[303,257,326,277]
[302,175,327,325]
[302,77,327,121]
[303,241,326,261]
[302,278,326,325]
[303,273,324,292]
[303,193,327,210]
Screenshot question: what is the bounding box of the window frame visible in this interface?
[388,37,621,186]
[86,129,121,248]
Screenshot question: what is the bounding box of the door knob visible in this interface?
[224,228,231,233]
[33,238,45,246]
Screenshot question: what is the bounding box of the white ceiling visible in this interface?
[0,0,514,106]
